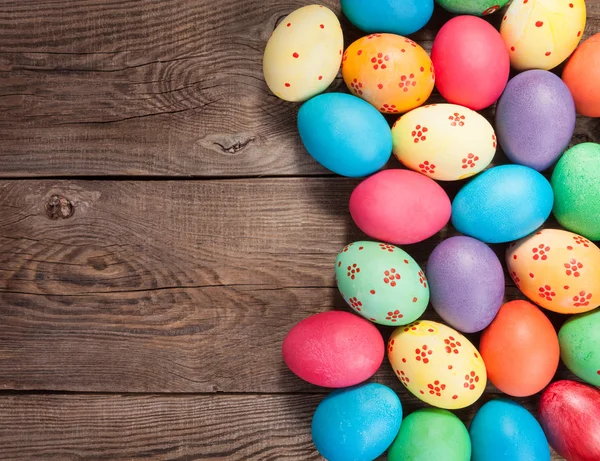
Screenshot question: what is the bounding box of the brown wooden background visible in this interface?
[0,0,598,459]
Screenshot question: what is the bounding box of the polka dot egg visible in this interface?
[388,320,487,409]
[335,241,429,326]
[500,0,586,70]
[342,33,435,114]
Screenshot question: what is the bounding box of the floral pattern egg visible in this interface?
[507,229,600,314]
[388,320,487,409]
[500,0,586,70]
[335,241,429,326]
[342,33,435,114]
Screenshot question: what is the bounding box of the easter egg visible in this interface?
[342,33,435,114]
[495,70,576,171]
[559,309,600,386]
[335,242,429,326]
[470,399,550,461]
[388,320,486,409]
[388,408,471,461]
[350,169,451,245]
[391,103,496,181]
[552,143,600,240]
[426,236,504,333]
[563,33,600,117]
[506,229,600,314]
[501,0,586,70]
[479,300,559,397]
[297,93,392,177]
[340,0,434,36]
[282,311,384,388]
[431,16,509,110]
[435,0,509,16]
[539,380,600,461]
[451,165,554,244]
[263,5,343,102]
[312,383,402,461]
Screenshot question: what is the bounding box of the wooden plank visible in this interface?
[0,1,598,177]
[0,393,566,460]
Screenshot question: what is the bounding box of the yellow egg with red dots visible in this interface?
[263,5,344,102]
[500,0,586,70]
[342,33,435,114]
[506,229,600,314]
[391,103,496,181]
[388,320,487,409]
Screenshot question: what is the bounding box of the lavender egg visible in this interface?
[495,70,576,172]
[426,236,505,333]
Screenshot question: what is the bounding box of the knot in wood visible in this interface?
[45,195,74,220]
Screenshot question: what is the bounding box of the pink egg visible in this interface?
[282,311,384,388]
[349,169,451,244]
[431,16,510,110]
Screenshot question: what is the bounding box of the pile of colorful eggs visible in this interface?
[264,1,600,460]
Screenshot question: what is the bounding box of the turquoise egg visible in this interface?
[297,93,392,177]
[341,0,433,36]
[335,241,429,326]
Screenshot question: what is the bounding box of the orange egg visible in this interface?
[562,33,600,117]
[479,300,559,397]
[342,33,435,114]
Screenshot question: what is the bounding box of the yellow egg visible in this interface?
[506,229,600,314]
[388,320,487,409]
[263,5,343,102]
[391,104,496,181]
[500,0,586,70]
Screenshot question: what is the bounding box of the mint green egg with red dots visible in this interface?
[335,241,429,326]
[436,0,509,16]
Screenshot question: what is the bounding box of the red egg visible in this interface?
[431,15,509,110]
[282,311,384,388]
[539,380,600,461]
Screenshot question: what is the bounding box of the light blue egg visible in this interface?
[298,93,392,177]
[470,399,550,461]
[311,383,402,461]
[341,0,434,36]
[451,165,553,243]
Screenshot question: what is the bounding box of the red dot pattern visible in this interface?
[380,103,399,114]
[383,268,401,286]
[564,258,583,277]
[492,133,497,148]
[388,339,394,353]
[482,4,500,15]
[463,370,480,390]
[539,285,556,301]
[418,270,427,288]
[403,321,421,332]
[350,78,364,95]
[379,243,395,252]
[461,153,480,169]
[574,235,590,247]
[573,291,593,308]
[399,73,417,93]
[532,244,550,260]
[419,160,436,174]
[444,336,461,354]
[386,310,404,322]
[449,112,466,127]
[397,369,410,386]
[426,380,446,397]
[348,296,362,311]
[412,125,428,143]
[370,52,390,70]
[415,344,433,364]
[346,263,360,280]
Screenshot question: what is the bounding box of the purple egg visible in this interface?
[495,70,576,172]
[426,236,505,333]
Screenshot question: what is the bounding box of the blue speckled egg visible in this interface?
[298,93,392,177]
[451,165,553,243]
[340,0,433,36]
[312,383,402,461]
[470,399,550,461]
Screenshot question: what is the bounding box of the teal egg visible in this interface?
[335,241,429,326]
[559,308,600,386]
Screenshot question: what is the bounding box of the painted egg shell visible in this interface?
[427,236,504,333]
[559,309,600,386]
[312,383,402,461]
[388,408,471,461]
[391,103,496,181]
[341,0,434,36]
[552,143,600,241]
[506,229,600,314]
[282,311,384,388]
[350,169,451,245]
[297,93,392,177]
[495,70,576,171]
[436,0,509,16]
[431,16,509,110]
[563,33,600,117]
[335,241,429,326]
[500,0,586,70]
[342,33,435,114]
[470,399,550,461]
[451,165,554,244]
[263,5,343,102]
[388,320,486,409]
[480,300,559,397]
[539,380,600,461]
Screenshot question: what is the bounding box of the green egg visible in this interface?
[435,0,509,16]
[551,142,600,241]
[558,308,600,386]
[388,408,471,461]
[335,241,429,326]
